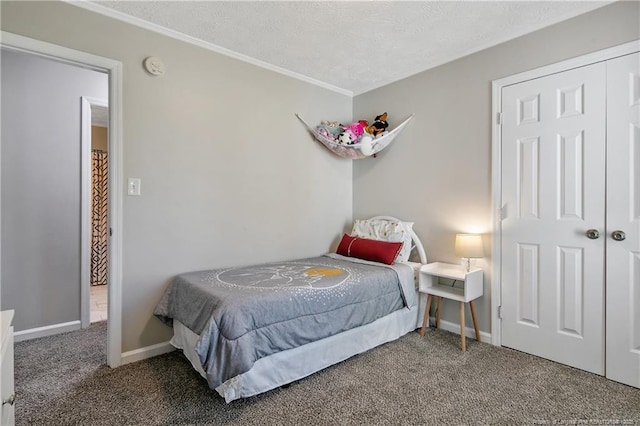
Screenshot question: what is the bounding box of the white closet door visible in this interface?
[501,62,607,374]
[605,52,640,388]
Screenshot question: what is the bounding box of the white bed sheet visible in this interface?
[170,261,425,403]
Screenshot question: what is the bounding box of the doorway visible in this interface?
[0,31,123,367]
[81,98,109,326]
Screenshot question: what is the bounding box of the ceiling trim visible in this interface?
[66,0,353,97]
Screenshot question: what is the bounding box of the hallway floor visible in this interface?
[90,285,107,323]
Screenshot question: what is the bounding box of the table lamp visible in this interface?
[454,234,484,272]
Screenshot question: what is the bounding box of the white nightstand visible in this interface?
[418,262,483,352]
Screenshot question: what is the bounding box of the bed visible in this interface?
[154,216,427,402]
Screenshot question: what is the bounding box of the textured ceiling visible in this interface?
[89,1,611,95]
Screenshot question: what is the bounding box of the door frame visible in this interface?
[81,96,108,329]
[1,31,124,367]
[490,39,640,346]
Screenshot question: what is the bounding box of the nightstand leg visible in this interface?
[420,294,433,337]
[459,302,466,352]
[436,297,442,329]
[469,300,481,343]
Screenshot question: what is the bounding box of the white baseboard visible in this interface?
[429,316,492,343]
[14,320,82,342]
[120,341,175,365]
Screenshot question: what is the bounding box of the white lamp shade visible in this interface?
[454,234,484,258]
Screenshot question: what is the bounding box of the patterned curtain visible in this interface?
[91,149,108,286]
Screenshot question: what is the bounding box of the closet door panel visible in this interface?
[606,52,640,389]
[501,62,607,374]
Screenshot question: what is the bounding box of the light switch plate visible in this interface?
[128,178,141,196]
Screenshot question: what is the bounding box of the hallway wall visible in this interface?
[1,48,108,330]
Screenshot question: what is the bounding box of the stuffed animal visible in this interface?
[316,126,334,139]
[346,122,365,139]
[316,120,342,140]
[337,121,365,145]
[321,121,342,135]
[337,131,354,145]
[359,135,374,156]
[368,112,389,137]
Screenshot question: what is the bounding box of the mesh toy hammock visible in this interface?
[296,113,414,159]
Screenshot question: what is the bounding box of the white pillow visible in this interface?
[351,219,414,263]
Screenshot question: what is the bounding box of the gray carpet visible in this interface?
[15,322,640,425]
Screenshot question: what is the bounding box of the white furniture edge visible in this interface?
[1,31,124,367]
[0,311,14,337]
[421,262,481,280]
[490,39,640,347]
[0,310,15,426]
[14,320,81,343]
[420,262,483,303]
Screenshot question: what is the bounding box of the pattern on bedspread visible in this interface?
[214,263,349,289]
[154,254,413,389]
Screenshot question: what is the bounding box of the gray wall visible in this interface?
[353,1,640,334]
[0,1,352,350]
[1,48,108,330]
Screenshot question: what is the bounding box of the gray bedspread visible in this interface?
[154,253,415,388]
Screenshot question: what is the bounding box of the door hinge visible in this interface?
[109,228,113,237]
[498,305,502,320]
[496,112,502,125]
[498,205,506,221]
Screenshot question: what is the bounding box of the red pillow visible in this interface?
[336,234,403,265]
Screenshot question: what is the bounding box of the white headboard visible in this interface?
[366,216,427,264]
